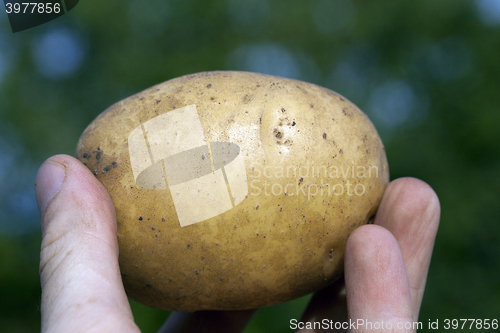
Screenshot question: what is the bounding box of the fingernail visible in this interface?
[35,160,66,215]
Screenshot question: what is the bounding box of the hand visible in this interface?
[296,175,440,332]
[35,154,439,333]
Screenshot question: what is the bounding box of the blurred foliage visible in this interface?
[1,0,499,332]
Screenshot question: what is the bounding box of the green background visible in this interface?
[1,0,499,332]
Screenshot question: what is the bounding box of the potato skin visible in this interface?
[76,71,389,311]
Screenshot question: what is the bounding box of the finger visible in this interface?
[345,224,414,332]
[158,309,257,333]
[36,154,139,333]
[374,177,440,320]
[296,279,347,332]
[295,178,428,331]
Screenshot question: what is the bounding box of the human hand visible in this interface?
[35,154,439,333]
[295,176,440,332]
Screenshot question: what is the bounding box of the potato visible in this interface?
[76,71,389,311]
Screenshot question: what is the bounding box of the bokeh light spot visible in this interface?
[367,81,417,128]
[412,37,472,81]
[32,27,86,80]
[227,43,300,79]
[0,132,40,236]
[476,0,500,26]
[327,43,378,103]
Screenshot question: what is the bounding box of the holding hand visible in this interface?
[35,155,439,333]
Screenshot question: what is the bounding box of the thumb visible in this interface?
[35,154,140,333]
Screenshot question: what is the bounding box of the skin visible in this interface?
[35,154,440,332]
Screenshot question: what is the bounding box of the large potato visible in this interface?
[76,71,389,311]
